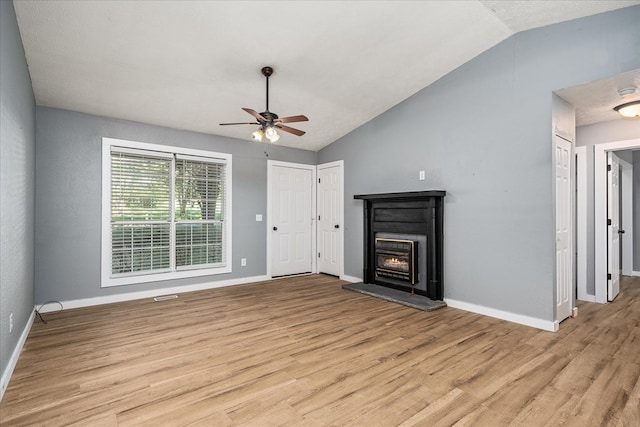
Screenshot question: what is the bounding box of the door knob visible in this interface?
[334,224,340,229]
[273,226,278,231]
[619,229,625,234]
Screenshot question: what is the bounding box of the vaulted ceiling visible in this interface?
[13,1,640,151]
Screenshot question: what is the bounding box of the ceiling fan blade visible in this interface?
[219,122,259,126]
[242,108,266,122]
[275,115,309,124]
[275,124,305,136]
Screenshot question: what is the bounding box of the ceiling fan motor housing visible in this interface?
[260,111,278,122]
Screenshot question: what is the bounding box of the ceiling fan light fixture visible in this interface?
[265,126,280,142]
[614,100,640,118]
[252,128,264,141]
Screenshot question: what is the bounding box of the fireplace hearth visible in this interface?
[354,191,445,300]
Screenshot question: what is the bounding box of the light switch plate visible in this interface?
[256,214,263,221]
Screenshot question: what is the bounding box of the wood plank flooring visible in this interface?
[1,274,639,426]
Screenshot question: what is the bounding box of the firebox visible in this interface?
[375,238,418,284]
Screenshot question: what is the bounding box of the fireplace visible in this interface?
[354,191,445,300]
[375,238,418,284]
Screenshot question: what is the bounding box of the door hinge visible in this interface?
[607,219,612,226]
[318,178,321,183]
[318,252,321,258]
[318,215,321,220]
[607,164,612,171]
[607,273,612,280]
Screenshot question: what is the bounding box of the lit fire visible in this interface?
[383,257,409,271]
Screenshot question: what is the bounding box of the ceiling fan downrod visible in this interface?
[262,66,273,113]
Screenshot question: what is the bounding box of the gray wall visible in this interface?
[318,7,640,322]
[35,107,316,303]
[1,0,36,391]
[575,120,640,294]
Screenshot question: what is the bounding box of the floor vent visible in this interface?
[153,295,178,302]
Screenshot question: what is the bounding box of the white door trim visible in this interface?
[575,146,592,302]
[620,157,633,277]
[317,160,345,278]
[594,138,640,303]
[266,160,317,278]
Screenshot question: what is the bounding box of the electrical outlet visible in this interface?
[241,258,247,266]
[419,170,425,180]
[256,214,263,222]
[9,313,14,334]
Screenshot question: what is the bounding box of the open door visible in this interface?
[607,152,621,301]
[555,135,572,322]
[594,139,640,304]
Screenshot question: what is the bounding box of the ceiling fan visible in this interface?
[220,66,309,143]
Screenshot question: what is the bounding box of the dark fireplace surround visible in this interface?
[354,191,445,300]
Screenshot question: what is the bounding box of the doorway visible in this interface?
[594,138,640,303]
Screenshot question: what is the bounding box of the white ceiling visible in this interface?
[13,0,640,151]
[556,69,640,126]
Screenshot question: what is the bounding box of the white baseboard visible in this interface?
[445,299,558,332]
[631,271,640,277]
[577,292,596,302]
[38,275,271,313]
[1,308,35,402]
[340,275,362,283]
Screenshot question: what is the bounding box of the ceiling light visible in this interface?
[617,87,636,97]
[252,128,264,141]
[614,101,640,118]
[265,126,280,143]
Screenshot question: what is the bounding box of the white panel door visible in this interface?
[607,152,621,301]
[555,135,572,322]
[271,165,313,277]
[317,163,343,276]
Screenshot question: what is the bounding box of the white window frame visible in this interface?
[101,137,232,287]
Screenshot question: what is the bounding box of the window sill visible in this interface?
[101,264,232,287]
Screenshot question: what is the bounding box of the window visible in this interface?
[174,155,226,269]
[102,138,232,287]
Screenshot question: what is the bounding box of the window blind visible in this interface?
[110,151,172,275]
[174,156,226,269]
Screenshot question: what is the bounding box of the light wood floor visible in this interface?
[1,275,639,426]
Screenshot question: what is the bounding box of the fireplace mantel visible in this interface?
[354,190,446,202]
[354,190,445,300]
